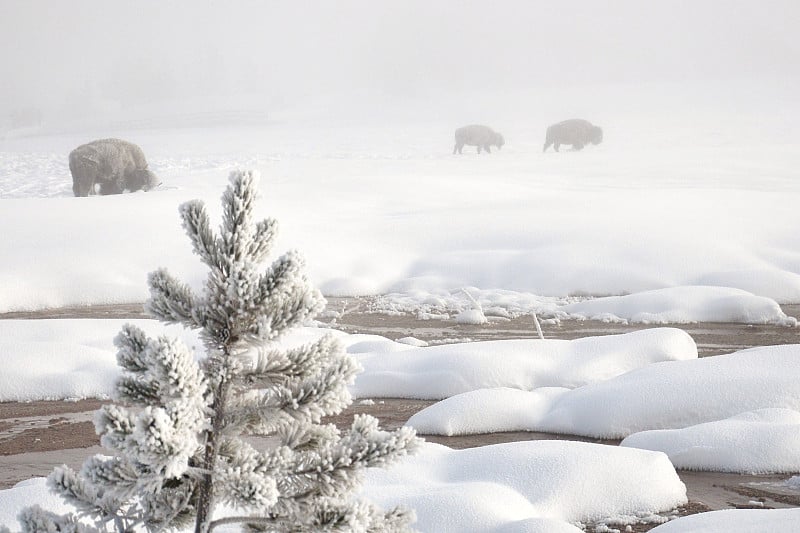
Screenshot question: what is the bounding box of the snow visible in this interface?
[0,441,688,533]
[694,270,800,305]
[1,100,800,324]
[407,344,800,440]
[0,478,76,528]
[454,307,488,324]
[0,321,695,403]
[2,86,800,530]
[395,336,429,347]
[647,508,800,533]
[620,408,800,474]
[351,327,698,399]
[361,440,686,532]
[0,319,201,401]
[559,286,797,326]
[0,320,798,529]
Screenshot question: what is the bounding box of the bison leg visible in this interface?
[72,177,92,197]
[572,143,584,151]
[454,142,463,154]
[554,143,560,152]
[484,144,491,154]
[70,157,98,197]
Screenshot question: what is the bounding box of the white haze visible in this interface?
[1,1,798,127]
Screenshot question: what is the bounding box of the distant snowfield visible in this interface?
[1,101,800,324]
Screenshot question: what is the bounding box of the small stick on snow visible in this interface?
[460,288,483,312]
[532,312,544,340]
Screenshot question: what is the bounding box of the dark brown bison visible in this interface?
[453,124,505,154]
[69,138,160,197]
[543,119,603,152]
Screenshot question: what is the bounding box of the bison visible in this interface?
[453,124,505,154]
[69,138,160,197]
[543,119,603,152]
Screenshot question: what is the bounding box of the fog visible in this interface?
[1,0,798,126]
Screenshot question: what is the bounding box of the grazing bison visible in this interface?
[453,124,505,154]
[69,138,160,197]
[543,119,603,152]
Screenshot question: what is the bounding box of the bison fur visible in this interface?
[69,138,160,197]
[543,119,603,152]
[454,124,505,154]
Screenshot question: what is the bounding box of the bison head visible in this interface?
[129,169,161,192]
[590,126,603,145]
[72,180,93,197]
[494,132,505,150]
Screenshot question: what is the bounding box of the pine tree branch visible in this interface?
[114,375,160,406]
[17,506,99,533]
[249,285,325,341]
[147,268,199,327]
[207,515,294,533]
[248,218,278,264]
[113,324,150,373]
[218,170,259,266]
[95,405,137,452]
[247,334,342,387]
[257,251,304,303]
[227,354,359,436]
[180,200,219,269]
[47,466,103,516]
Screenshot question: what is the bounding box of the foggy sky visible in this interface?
[1,1,798,121]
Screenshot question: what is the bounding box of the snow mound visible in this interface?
[538,344,800,438]
[0,478,76,528]
[407,386,569,436]
[454,308,488,324]
[362,440,686,532]
[0,441,686,533]
[409,344,800,443]
[351,327,697,399]
[621,408,800,473]
[395,336,429,347]
[694,269,800,304]
[560,286,797,326]
[648,508,800,532]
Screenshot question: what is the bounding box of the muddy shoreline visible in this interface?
[1,300,799,528]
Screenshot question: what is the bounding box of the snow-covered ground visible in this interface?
[0,319,799,531]
[2,83,800,531]
[1,90,800,325]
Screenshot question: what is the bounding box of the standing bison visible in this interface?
[453,124,505,154]
[69,138,160,197]
[543,119,603,152]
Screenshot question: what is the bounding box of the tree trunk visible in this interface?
[193,432,216,533]
[194,361,231,533]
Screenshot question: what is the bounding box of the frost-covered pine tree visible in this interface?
[14,170,420,533]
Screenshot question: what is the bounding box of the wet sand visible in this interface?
[1,300,799,528]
